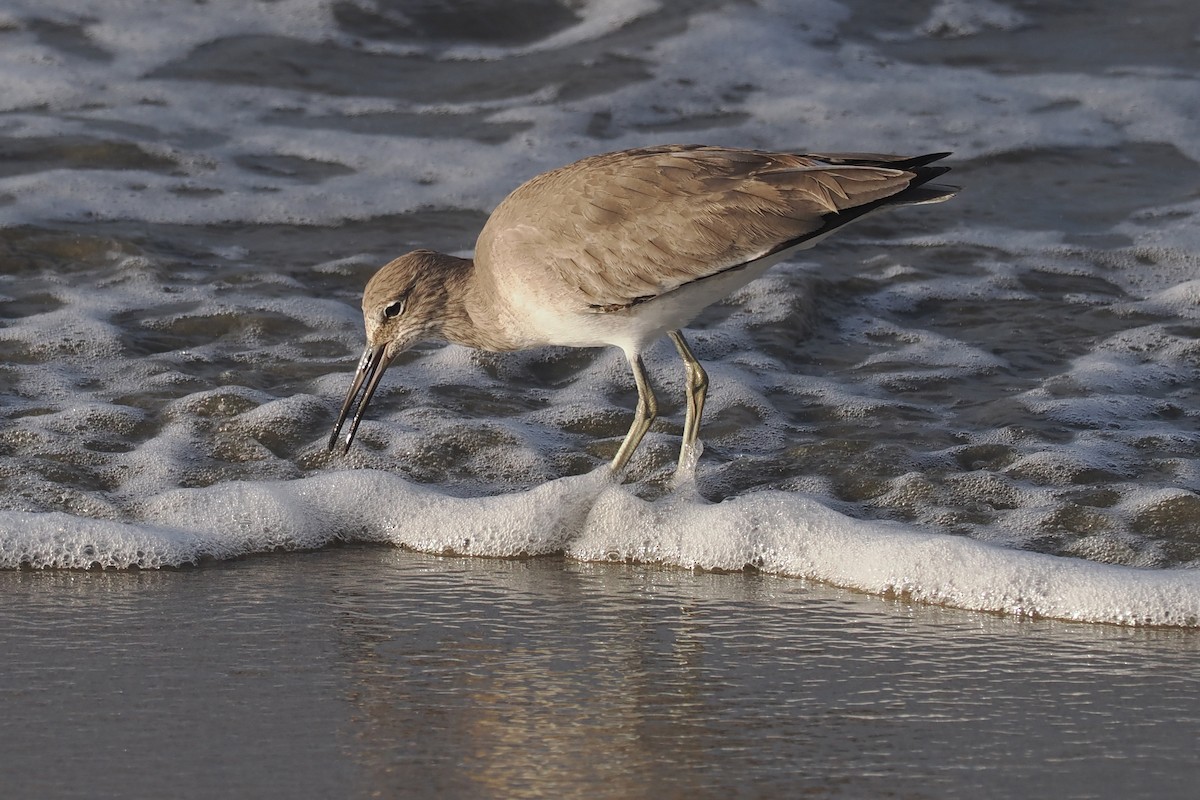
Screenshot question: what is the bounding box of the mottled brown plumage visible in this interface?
[482,146,932,312]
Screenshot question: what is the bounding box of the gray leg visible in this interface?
[610,353,657,473]
[668,330,709,470]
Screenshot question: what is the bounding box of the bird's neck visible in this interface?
[437,254,525,352]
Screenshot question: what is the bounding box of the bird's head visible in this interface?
[327,250,461,454]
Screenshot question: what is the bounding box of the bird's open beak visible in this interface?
[327,344,393,454]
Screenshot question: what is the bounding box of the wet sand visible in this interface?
[3,548,1197,799]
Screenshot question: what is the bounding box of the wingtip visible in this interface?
[911,152,953,167]
[904,183,959,205]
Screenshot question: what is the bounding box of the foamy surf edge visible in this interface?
[1,470,1197,628]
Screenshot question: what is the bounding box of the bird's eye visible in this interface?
[383,299,406,319]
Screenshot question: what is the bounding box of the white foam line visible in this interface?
[572,488,1200,627]
[2,471,1197,627]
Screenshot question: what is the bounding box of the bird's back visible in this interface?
[474,145,954,316]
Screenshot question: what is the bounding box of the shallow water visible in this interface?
[3,548,1198,800]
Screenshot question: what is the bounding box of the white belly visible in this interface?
[511,247,795,354]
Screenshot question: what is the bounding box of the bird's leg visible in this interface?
[610,353,658,473]
[669,330,709,471]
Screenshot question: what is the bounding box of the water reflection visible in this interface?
[2,549,1197,798]
[324,550,1200,798]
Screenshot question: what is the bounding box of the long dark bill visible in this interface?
[327,344,392,454]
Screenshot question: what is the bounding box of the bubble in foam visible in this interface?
[0,510,234,569]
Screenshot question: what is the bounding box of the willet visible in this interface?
[328,145,956,473]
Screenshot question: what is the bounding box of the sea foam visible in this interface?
[1,471,1196,628]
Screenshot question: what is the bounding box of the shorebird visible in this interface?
[328,145,956,474]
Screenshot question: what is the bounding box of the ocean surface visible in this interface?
[1,0,1199,795]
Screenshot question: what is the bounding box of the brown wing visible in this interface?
[476,145,951,311]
